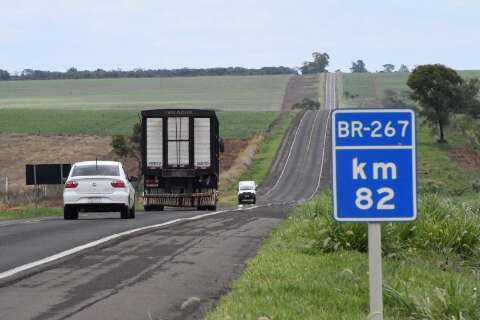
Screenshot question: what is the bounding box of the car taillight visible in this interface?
[111,180,126,188]
[64,181,78,189]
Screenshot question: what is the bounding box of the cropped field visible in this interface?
[0,75,290,111]
[340,70,480,108]
[0,109,278,139]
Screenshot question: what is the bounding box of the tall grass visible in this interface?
[308,193,480,261]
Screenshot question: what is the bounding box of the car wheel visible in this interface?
[64,206,78,220]
[120,205,130,219]
[129,205,136,219]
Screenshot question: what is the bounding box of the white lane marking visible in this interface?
[305,110,320,154]
[309,73,335,200]
[0,205,260,281]
[262,111,309,197]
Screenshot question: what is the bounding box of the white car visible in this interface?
[63,161,136,220]
[238,180,256,204]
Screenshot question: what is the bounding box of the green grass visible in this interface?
[340,71,480,108]
[0,75,290,111]
[0,207,62,220]
[417,128,480,196]
[0,109,278,139]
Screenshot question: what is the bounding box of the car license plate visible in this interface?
[88,197,102,203]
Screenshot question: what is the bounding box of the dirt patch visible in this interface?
[0,135,113,193]
[220,139,249,172]
[448,146,480,171]
[0,134,246,205]
[219,135,264,191]
[281,75,320,112]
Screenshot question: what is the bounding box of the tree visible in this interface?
[382,64,395,73]
[292,98,320,109]
[398,64,409,73]
[301,52,329,74]
[350,60,367,73]
[0,69,10,80]
[407,64,464,143]
[459,78,480,119]
[111,122,142,178]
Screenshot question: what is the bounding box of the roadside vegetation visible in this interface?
[0,207,62,221]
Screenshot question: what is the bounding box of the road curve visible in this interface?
[0,73,337,320]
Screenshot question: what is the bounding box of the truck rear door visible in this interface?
[167,117,190,167]
[194,118,211,168]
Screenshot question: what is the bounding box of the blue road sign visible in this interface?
[332,109,417,222]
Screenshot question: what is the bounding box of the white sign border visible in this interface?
[331,108,417,222]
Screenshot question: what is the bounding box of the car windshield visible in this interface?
[71,164,120,177]
[239,185,254,191]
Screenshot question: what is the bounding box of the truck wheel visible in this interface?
[208,205,217,211]
[158,205,164,211]
[64,206,78,220]
[120,205,130,219]
[144,205,152,212]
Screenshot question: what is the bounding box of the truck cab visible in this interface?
[238,180,256,204]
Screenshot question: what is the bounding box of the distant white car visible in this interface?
[63,161,136,220]
[238,180,256,204]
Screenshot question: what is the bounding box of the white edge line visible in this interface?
[263,110,309,197]
[305,110,320,154]
[0,206,260,281]
[309,73,334,200]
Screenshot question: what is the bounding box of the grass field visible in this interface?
[0,109,278,139]
[0,75,290,111]
[340,70,480,108]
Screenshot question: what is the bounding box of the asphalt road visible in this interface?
[0,73,336,320]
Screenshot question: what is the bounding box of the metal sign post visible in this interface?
[368,223,383,319]
[331,109,417,319]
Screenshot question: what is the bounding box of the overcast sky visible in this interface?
[1,0,479,73]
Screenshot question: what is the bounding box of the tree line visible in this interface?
[0,66,296,81]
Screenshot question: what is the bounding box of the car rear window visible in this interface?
[71,165,120,177]
[239,185,254,191]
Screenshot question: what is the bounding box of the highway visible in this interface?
[0,73,336,320]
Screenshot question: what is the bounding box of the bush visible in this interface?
[306,193,480,260]
[292,98,320,110]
